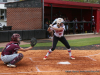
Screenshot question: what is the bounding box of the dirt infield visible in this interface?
[0,50,100,75]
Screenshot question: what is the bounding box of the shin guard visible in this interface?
[10,53,24,64]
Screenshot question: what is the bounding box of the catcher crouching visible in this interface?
[1,33,36,68]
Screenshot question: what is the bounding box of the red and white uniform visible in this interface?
[51,24,65,37]
[43,18,75,60]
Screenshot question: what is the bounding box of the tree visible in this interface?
[62,0,100,4]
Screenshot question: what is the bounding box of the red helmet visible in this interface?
[11,33,21,42]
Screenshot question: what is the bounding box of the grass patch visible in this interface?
[0,47,4,48]
[19,41,64,47]
[0,37,100,48]
[19,37,100,47]
[68,37,100,47]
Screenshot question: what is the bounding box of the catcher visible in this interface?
[1,33,37,68]
[43,18,75,60]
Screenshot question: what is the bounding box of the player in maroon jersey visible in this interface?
[1,33,33,68]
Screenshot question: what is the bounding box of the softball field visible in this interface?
[0,50,100,75]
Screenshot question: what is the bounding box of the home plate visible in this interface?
[57,61,71,64]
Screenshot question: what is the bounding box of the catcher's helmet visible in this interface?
[11,33,21,43]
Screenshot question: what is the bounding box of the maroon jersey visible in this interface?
[1,43,20,56]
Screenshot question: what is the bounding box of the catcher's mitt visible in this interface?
[30,37,37,47]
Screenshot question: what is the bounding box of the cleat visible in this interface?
[7,64,16,68]
[70,56,75,60]
[43,56,47,60]
[43,58,47,60]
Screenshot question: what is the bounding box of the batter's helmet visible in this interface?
[11,33,21,43]
[56,18,64,25]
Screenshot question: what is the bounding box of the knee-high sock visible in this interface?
[44,49,52,58]
[68,48,72,56]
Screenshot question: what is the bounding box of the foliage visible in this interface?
[62,0,100,4]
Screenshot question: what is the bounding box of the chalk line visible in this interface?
[36,66,41,72]
[80,53,100,57]
[29,57,41,62]
[87,56,96,61]
[79,56,96,61]
[79,53,100,61]
[0,71,33,74]
[0,70,100,74]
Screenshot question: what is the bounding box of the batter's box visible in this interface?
[64,57,97,66]
[36,64,99,72]
[75,57,94,61]
[35,57,97,71]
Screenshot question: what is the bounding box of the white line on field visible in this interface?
[0,70,100,74]
[87,56,96,61]
[17,71,33,73]
[36,66,41,72]
[88,53,100,56]
[35,65,62,72]
[0,73,12,74]
[79,53,100,61]
[29,58,41,62]
[0,71,33,74]
[79,56,96,61]
[80,53,100,57]
[35,70,61,72]
[29,58,33,61]
[26,57,41,58]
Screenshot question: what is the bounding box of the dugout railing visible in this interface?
[64,21,92,34]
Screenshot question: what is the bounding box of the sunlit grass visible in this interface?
[19,37,100,47]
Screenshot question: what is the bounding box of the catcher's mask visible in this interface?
[11,33,21,44]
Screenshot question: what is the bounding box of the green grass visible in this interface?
[19,37,100,47]
[68,37,100,47]
[0,37,100,48]
[0,47,4,48]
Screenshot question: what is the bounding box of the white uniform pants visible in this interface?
[1,53,19,63]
